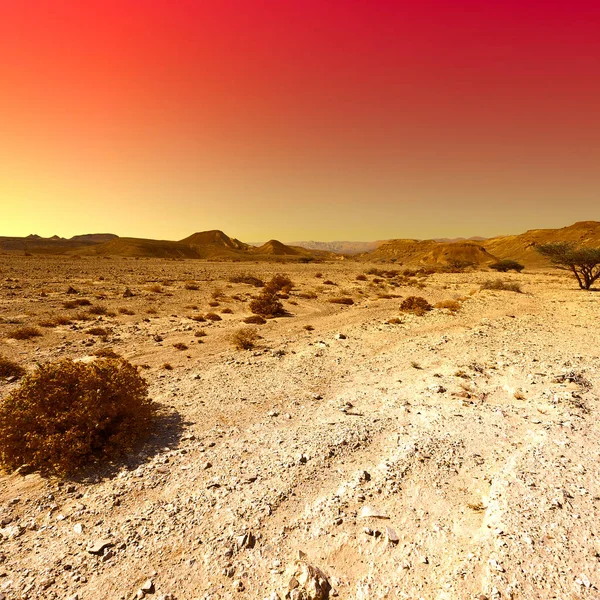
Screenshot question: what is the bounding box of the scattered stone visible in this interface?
[284,561,331,600]
[359,506,389,519]
[86,539,114,555]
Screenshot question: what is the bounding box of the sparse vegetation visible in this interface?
[63,298,91,309]
[249,291,284,318]
[304,324,314,331]
[93,347,121,359]
[88,305,111,316]
[387,317,403,324]
[222,307,233,314]
[0,355,25,379]
[118,307,135,315]
[194,329,207,337]
[6,326,43,340]
[480,280,522,293]
[173,342,188,350]
[0,358,154,475]
[356,274,367,281]
[184,280,199,290]
[400,296,432,315]
[205,312,222,321]
[536,242,600,290]
[229,273,264,287]
[244,315,267,325]
[435,299,461,312]
[232,327,260,350]
[87,327,109,337]
[489,259,524,273]
[265,274,294,294]
[190,314,206,322]
[39,316,72,328]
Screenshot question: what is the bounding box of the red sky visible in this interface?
[1,0,599,240]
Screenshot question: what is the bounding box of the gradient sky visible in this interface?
[1,0,599,241]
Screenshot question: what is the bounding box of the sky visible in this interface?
[1,0,599,242]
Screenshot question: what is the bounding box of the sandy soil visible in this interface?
[1,255,599,600]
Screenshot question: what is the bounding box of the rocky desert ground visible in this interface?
[1,255,599,600]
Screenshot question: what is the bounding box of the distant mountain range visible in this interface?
[1,221,599,267]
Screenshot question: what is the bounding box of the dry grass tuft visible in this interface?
[229,273,265,287]
[435,299,461,312]
[6,326,42,340]
[329,297,354,305]
[205,312,222,321]
[480,280,522,293]
[400,296,432,315]
[249,291,284,318]
[244,315,267,325]
[173,342,188,351]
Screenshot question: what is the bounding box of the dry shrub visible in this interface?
[118,307,135,315]
[480,280,522,293]
[387,317,403,324]
[87,327,109,337]
[244,315,266,325]
[0,356,25,379]
[304,324,314,331]
[184,280,199,290]
[148,284,163,293]
[232,328,260,350]
[39,316,72,328]
[190,314,206,322]
[208,301,220,307]
[0,358,154,475]
[147,307,158,315]
[265,274,294,294]
[88,305,109,316]
[400,296,432,315]
[323,280,336,285]
[329,297,354,305]
[66,286,79,294]
[6,326,42,340]
[173,342,188,351]
[63,299,91,309]
[205,312,222,321]
[162,363,173,370]
[194,329,207,337]
[356,274,367,281]
[249,291,284,318]
[221,307,233,314]
[229,273,264,287]
[435,299,461,312]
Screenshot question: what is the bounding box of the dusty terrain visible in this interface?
[1,255,599,600]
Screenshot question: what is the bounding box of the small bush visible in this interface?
[489,260,524,273]
[0,358,154,475]
[387,317,403,324]
[173,342,188,351]
[194,329,207,337]
[208,301,220,307]
[400,296,432,315]
[249,291,284,318]
[0,356,25,379]
[265,274,294,294]
[229,273,264,287]
[190,314,206,322]
[162,363,173,370]
[329,297,354,305]
[480,280,522,293]
[184,281,199,290]
[356,274,367,281]
[244,315,266,325]
[222,307,233,314]
[298,291,318,299]
[304,324,314,331]
[88,305,109,316]
[6,326,42,340]
[205,312,222,321]
[148,284,163,293]
[63,299,91,309]
[118,308,135,315]
[323,280,336,286]
[39,316,72,328]
[435,300,461,312]
[232,328,259,350]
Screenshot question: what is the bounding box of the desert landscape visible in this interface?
[1,222,600,599]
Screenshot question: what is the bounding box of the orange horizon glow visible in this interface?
[1,0,599,241]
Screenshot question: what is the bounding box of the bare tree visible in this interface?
[536,242,600,290]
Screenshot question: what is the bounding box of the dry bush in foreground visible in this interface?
[232,327,259,350]
[435,299,461,312]
[0,355,25,379]
[400,296,432,315]
[329,297,354,305]
[244,315,266,325]
[63,299,91,309]
[39,316,72,328]
[6,326,42,340]
[205,312,222,321]
[249,291,284,317]
[184,280,199,290]
[480,280,522,293]
[0,358,154,475]
[173,342,188,350]
[87,327,109,337]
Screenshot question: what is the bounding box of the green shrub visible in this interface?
[0,358,154,475]
[489,260,524,273]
